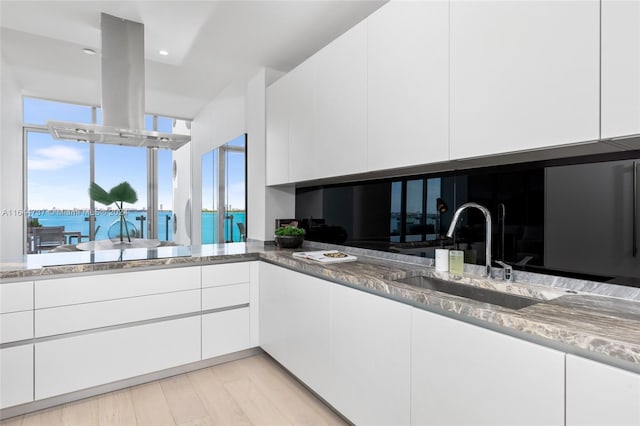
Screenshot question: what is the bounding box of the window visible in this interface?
[24,97,190,253]
[389,177,447,244]
[201,135,247,244]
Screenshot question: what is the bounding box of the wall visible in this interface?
[0,57,24,258]
[190,82,246,245]
[190,68,294,244]
[172,143,192,245]
[246,68,294,241]
[246,70,267,241]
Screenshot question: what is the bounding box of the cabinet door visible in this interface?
[266,75,292,185]
[411,308,564,426]
[566,354,640,426]
[289,60,317,183]
[601,0,640,138]
[312,21,368,180]
[35,316,200,399]
[202,307,251,359]
[367,1,449,171]
[258,263,331,398]
[450,0,599,159]
[0,345,33,409]
[332,284,411,425]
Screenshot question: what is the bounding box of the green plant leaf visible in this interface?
[275,225,305,236]
[109,182,138,204]
[89,182,114,206]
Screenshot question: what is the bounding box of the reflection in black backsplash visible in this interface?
[296,153,640,287]
[296,167,544,264]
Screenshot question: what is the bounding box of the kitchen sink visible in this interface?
[396,275,541,310]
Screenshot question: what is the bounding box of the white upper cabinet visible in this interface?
[601,0,640,139]
[289,59,317,183]
[287,21,367,183]
[367,0,449,171]
[311,21,368,181]
[450,0,600,160]
[566,354,640,426]
[266,73,292,186]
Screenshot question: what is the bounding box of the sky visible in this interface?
[24,97,246,212]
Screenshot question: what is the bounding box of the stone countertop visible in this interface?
[260,250,640,373]
[1,243,639,373]
[0,243,261,279]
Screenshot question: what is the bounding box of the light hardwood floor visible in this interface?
[1,354,348,426]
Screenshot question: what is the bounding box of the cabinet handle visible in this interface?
[634,161,637,257]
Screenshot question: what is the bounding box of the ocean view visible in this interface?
[29,210,246,244]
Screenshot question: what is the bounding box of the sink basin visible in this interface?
[396,275,541,310]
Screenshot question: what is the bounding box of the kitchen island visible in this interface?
[1,241,639,424]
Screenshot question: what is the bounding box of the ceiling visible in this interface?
[0,0,386,119]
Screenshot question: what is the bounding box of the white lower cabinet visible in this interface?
[259,263,411,425]
[202,307,251,359]
[566,354,640,426]
[331,284,411,426]
[202,283,249,311]
[411,308,565,426]
[0,345,33,409]
[0,311,33,344]
[35,289,201,337]
[35,316,200,399]
[259,263,332,398]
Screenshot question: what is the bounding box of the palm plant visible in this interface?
[89,182,138,243]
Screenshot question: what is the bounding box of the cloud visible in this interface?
[29,145,84,171]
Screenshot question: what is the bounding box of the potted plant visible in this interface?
[274,225,305,248]
[28,217,42,228]
[89,182,139,243]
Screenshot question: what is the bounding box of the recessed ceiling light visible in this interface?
[83,48,97,55]
[159,50,169,56]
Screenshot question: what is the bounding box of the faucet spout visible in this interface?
[446,202,492,278]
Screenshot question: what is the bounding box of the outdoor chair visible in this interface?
[31,226,66,253]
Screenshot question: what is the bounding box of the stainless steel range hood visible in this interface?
[47,13,190,150]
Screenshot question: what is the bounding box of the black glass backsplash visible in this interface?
[296,152,640,288]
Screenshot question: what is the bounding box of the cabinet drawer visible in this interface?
[35,267,201,308]
[202,262,250,288]
[35,289,200,337]
[0,311,33,344]
[1,281,33,313]
[1,345,34,409]
[202,307,251,359]
[35,316,200,399]
[202,283,249,311]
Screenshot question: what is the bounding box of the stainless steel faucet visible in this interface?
[446,202,492,278]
